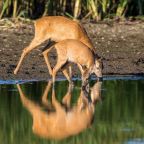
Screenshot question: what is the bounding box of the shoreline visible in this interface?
[0,19,144,80]
[1,75,144,85]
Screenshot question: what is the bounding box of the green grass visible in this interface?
[0,0,144,20]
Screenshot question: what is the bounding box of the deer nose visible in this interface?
[97,77,103,82]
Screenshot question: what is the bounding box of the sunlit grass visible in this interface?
[0,0,144,20]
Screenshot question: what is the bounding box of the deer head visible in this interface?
[91,57,103,81]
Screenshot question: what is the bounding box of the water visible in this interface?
[0,77,144,144]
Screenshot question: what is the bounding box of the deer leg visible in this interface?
[41,81,52,108]
[68,65,72,80]
[52,86,65,114]
[61,63,73,83]
[82,69,90,87]
[14,37,47,75]
[52,58,67,84]
[42,46,54,76]
[62,83,73,108]
[62,69,71,82]
[77,64,84,75]
[77,88,90,112]
[77,64,86,82]
[77,64,90,84]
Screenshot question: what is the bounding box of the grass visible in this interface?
[0,0,143,20]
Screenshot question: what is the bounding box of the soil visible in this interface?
[0,18,144,80]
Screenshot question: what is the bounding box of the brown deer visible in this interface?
[42,39,102,84]
[14,16,95,75]
[17,81,102,140]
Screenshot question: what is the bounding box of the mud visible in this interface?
[0,19,144,80]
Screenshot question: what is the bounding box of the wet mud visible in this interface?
[0,19,144,80]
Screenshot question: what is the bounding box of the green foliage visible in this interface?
[0,0,11,19]
[116,0,128,17]
[0,0,144,20]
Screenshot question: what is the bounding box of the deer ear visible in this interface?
[97,58,101,61]
[95,57,101,63]
[95,57,104,69]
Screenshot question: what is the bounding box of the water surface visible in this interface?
[0,77,144,144]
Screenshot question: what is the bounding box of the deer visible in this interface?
[14,16,95,75]
[16,81,102,140]
[42,39,103,85]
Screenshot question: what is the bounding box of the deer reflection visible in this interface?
[17,81,102,140]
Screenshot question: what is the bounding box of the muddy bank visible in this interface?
[0,19,144,80]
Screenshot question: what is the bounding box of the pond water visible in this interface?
[0,76,144,144]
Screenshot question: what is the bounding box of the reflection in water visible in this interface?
[17,81,102,140]
[1,79,144,143]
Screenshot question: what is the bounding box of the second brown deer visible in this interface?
[42,39,103,85]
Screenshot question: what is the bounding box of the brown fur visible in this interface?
[42,39,102,84]
[14,16,94,75]
[17,81,102,140]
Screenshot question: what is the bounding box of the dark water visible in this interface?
[0,77,144,144]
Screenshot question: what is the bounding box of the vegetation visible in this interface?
[0,0,144,20]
